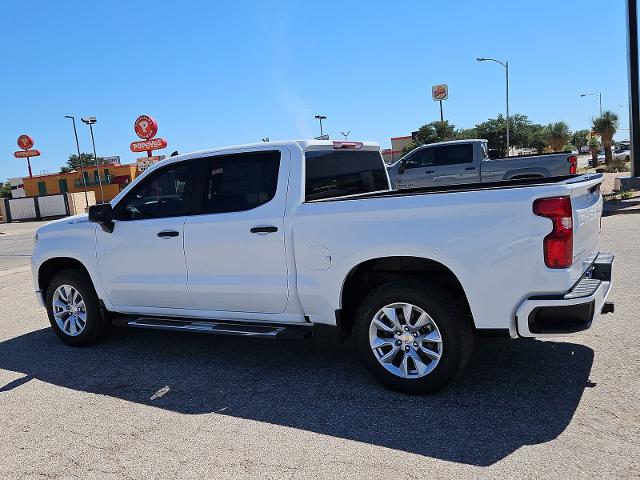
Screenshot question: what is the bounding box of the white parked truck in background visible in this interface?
[387,139,578,189]
[32,140,613,393]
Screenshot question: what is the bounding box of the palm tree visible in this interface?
[592,111,619,165]
[588,136,600,167]
[546,122,571,152]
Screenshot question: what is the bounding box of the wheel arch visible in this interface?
[38,257,93,298]
[338,256,473,335]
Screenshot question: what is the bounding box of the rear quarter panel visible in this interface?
[483,154,569,180]
[292,181,593,333]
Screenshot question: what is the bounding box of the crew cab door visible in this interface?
[183,148,290,314]
[395,147,437,189]
[433,143,480,185]
[96,160,197,310]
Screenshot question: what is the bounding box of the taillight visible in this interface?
[533,196,573,268]
[568,155,577,174]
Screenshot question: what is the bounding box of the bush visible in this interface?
[605,156,631,173]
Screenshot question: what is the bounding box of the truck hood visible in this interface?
[36,214,90,235]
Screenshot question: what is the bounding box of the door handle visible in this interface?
[424,170,435,174]
[157,230,180,238]
[250,226,278,234]
[465,167,476,170]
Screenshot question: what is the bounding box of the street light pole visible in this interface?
[628,0,640,177]
[81,117,103,204]
[477,57,510,155]
[580,93,603,117]
[314,115,327,137]
[64,115,89,204]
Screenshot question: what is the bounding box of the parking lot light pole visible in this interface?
[580,93,603,117]
[64,115,89,204]
[477,57,510,156]
[81,117,103,204]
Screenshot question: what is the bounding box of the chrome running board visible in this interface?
[126,317,311,339]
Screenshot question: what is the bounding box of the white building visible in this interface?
[8,177,25,198]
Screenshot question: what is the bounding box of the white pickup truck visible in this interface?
[32,140,614,393]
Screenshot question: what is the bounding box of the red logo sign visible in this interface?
[14,149,41,158]
[130,137,168,153]
[17,135,34,150]
[134,115,158,140]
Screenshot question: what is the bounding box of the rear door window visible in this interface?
[433,144,474,165]
[200,151,280,214]
[305,150,389,201]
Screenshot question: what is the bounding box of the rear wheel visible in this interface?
[355,281,473,394]
[46,269,107,346]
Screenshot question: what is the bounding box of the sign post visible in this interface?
[431,84,449,122]
[130,115,167,161]
[14,135,40,178]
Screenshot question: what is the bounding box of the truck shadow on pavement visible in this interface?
[0,327,593,466]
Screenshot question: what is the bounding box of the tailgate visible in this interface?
[570,175,603,274]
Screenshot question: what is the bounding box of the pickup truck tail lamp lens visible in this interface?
[533,196,573,268]
[568,155,577,174]
[333,141,363,149]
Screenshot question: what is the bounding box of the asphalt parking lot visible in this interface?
[0,216,638,479]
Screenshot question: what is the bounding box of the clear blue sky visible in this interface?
[0,0,630,180]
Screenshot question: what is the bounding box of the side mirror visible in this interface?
[88,203,114,233]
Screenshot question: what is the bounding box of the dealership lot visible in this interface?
[0,216,638,479]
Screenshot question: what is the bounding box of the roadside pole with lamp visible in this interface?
[580,93,603,117]
[64,115,89,204]
[476,57,510,155]
[81,116,104,204]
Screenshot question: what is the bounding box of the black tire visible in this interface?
[45,269,107,346]
[354,280,473,394]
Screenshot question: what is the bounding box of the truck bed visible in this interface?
[308,173,598,203]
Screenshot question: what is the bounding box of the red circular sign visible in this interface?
[18,134,34,150]
[134,115,158,140]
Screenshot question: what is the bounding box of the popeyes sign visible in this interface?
[130,115,168,156]
[14,134,40,178]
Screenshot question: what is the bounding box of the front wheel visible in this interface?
[45,269,107,346]
[355,281,473,394]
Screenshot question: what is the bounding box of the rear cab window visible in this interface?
[304,149,390,201]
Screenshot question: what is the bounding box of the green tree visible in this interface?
[474,113,534,156]
[401,120,457,155]
[524,123,548,154]
[0,182,11,198]
[61,153,104,173]
[545,121,571,152]
[592,111,619,165]
[571,129,590,153]
[455,127,478,140]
